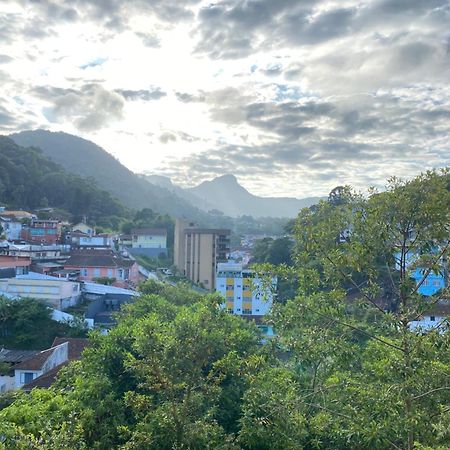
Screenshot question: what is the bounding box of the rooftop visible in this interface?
[131,228,167,236]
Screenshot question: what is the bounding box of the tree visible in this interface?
[258,170,450,449]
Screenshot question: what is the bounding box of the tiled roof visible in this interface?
[52,337,89,360]
[131,228,167,236]
[0,348,38,364]
[13,346,58,371]
[64,249,136,268]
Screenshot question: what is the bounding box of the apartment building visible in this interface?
[174,219,230,290]
[216,262,275,317]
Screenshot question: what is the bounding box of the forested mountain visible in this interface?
[0,136,126,226]
[10,130,208,219]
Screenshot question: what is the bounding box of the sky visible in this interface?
[0,0,449,198]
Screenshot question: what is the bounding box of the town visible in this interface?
[0,208,280,393]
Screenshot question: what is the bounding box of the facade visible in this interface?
[0,349,38,393]
[21,219,62,245]
[411,268,446,297]
[71,233,114,250]
[64,249,139,288]
[72,222,95,235]
[409,304,450,331]
[0,217,22,240]
[0,272,81,309]
[131,228,167,249]
[216,262,275,317]
[174,219,230,290]
[0,255,31,276]
[1,244,65,262]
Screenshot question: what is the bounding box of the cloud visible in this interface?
[116,88,167,101]
[159,132,177,143]
[31,84,124,131]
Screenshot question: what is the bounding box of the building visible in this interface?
[0,272,81,309]
[0,210,36,220]
[0,255,31,276]
[0,216,22,240]
[174,219,230,290]
[64,249,139,288]
[2,243,65,262]
[409,304,450,331]
[0,349,38,393]
[12,338,89,390]
[21,219,62,245]
[72,222,95,235]
[216,262,275,317]
[127,228,168,257]
[70,232,115,250]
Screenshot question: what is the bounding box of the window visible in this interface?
[93,268,101,277]
[20,372,35,384]
[430,316,436,322]
[81,268,88,277]
[242,309,252,315]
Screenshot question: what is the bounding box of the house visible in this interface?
[72,222,95,235]
[64,249,139,288]
[0,210,37,220]
[0,272,81,310]
[2,243,66,261]
[20,219,62,245]
[409,304,450,332]
[13,337,89,390]
[0,255,31,276]
[70,232,115,250]
[126,228,168,257]
[0,349,38,393]
[0,216,22,240]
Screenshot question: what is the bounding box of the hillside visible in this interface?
[187,174,322,218]
[0,136,125,225]
[10,130,206,218]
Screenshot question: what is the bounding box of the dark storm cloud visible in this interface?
[116,88,167,101]
[31,83,124,131]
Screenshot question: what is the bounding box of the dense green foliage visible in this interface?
[1,171,449,449]
[0,137,126,227]
[0,297,87,350]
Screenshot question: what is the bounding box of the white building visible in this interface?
[216,262,276,317]
[0,217,22,240]
[0,272,81,309]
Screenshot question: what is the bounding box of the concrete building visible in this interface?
[216,262,276,317]
[20,219,62,245]
[174,219,230,290]
[0,216,22,240]
[0,255,31,276]
[0,272,81,309]
[127,228,168,257]
[64,249,139,288]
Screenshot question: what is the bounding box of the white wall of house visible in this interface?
[0,374,15,393]
[14,342,69,389]
[409,315,448,331]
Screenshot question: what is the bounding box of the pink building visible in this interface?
[64,249,139,288]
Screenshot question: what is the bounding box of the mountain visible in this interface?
[10,130,207,218]
[186,174,322,218]
[0,136,125,224]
